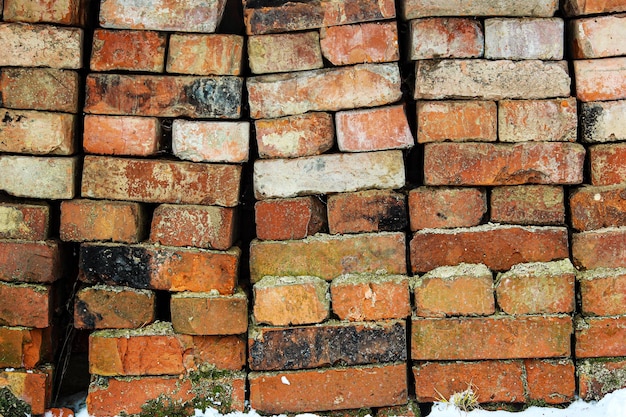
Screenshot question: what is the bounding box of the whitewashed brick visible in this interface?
[0,156,78,199]
[498,98,577,142]
[485,18,564,60]
[402,0,558,20]
[409,18,484,60]
[581,100,626,143]
[172,120,249,163]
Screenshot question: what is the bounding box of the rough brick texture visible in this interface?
[328,190,407,234]
[409,18,484,60]
[578,268,626,316]
[90,29,166,72]
[0,202,50,240]
[416,101,496,143]
[491,185,565,225]
[402,0,558,19]
[83,115,162,156]
[254,197,326,241]
[0,68,80,112]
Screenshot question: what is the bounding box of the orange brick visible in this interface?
[248,32,323,74]
[578,268,626,316]
[416,101,497,143]
[491,185,565,225]
[0,327,50,369]
[0,109,76,155]
[589,143,626,186]
[254,197,326,241]
[90,29,165,72]
[408,187,486,230]
[576,316,626,358]
[578,359,626,401]
[0,68,80,113]
[0,202,50,240]
[572,228,626,269]
[167,33,243,75]
[564,0,626,16]
[575,57,626,102]
[0,366,52,415]
[2,0,86,25]
[498,98,577,143]
[170,289,248,335]
[525,359,576,404]
[0,156,78,200]
[0,240,62,284]
[172,120,249,163]
[409,18,483,60]
[571,14,626,59]
[45,408,75,417]
[0,282,50,328]
[328,189,407,234]
[321,21,399,65]
[185,335,246,371]
[570,185,626,231]
[83,115,161,156]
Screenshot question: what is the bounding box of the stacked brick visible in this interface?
[566,0,626,400]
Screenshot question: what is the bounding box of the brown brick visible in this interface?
[0,68,80,113]
[575,57,626,102]
[525,359,576,404]
[409,18,484,60]
[0,327,50,369]
[248,32,323,74]
[0,282,50,328]
[255,197,326,241]
[83,115,161,156]
[90,29,166,72]
[572,228,626,269]
[581,100,626,144]
[578,359,626,401]
[589,143,626,186]
[172,120,249,163]
[408,187,486,230]
[570,185,626,231]
[576,316,626,358]
[564,0,626,16]
[484,18,564,60]
[0,202,49,240]
[571,14,626,59]
[578,268,626,316]
[168,34,243,76]
[3,0,86,25]
[328,190,407,235]
[416,100,496,143]
[491,185,565,225]
[321,21,399,65]
[0,366,52,415]
[0,109,75,155]
[0,240,61,284]
[402,0,558,19]
[0,156,78,200]
[498,98,577,143]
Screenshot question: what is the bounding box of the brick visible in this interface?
[0,240,62,284]
[168,34,243,76]
[2,0,85,25]
[328,190,407,234]
[578,268,626,316]
[0,327,49,369]
[573,227,626,269]
[491,185,565,225]
[0,23,82,69]
[410,225,569,273]
[80,243,240,294]
[320,21,399,65]
[330,274,410,321]
[484,18,563,60]
[0,68,79,113]
[564,0,626,16]
[576,316,626,358]
[589,143,626,186]
[0,202,49,240]
[498,98,577,143]
[0,156,78,200]
[186,335,246,371]
[172,120,249,163]
[250,232,407,282]
[424,142,585,186]
[249,363,407,413]
[255,113,334,159]
[575,58,626,102]
[495,259,576,315]
[525,359,576,404]
[90,29,166,72]
[0,282,50,328]
[170,289,248,335]
[81,156,241,207]
[46,408,75,417]
[248,32,323,74]
[416,101,495,143]
[0,109,75,155]
[415,59,570,100]
[84,74,242,119]
[0,367,52,415]
[255,197,326,241]
[578,359,626,401]
[248,63,401,119]
[150,204,236,250]
[413,264,495,317]
[571,14,626,59]
[83,115,161,156]
[254,150,405,199]
[253,276,329,326]
[60,199,145,243]
[409,18,483,60]
[99,0,227,33]
[581,100,626,143]
[335,105,413,152]
[408,187,486,230]
[243,0,395,35]
[74,285,155,330]
[570,185,626,231]
[249,320,406,371]
[402,0,558,19]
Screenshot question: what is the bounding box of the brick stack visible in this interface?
[566,0,626,400]
[403,0,584,406]
[0,1,85,414]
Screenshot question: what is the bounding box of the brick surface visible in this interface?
[168,34,243,76]
[402,0,558,19]
[0,282,50,328]
[578,268,626,316]
[170,289,248,335]
[573,227,626,269]
[416,101,496,143]
[90,29,166,72]
[0,109,75,155]
[484,18,563,60]
[0,202,49,240]
[186,335,246,371]
[578,359,626,401]
[564,0,626,16]
[581,100,626,143]
[172,120,249,163]
[491,185,565,225]
[248,32,323,74]
[0,327,49,369]
[328,190,407,234]
[0,156,78,200]
[570,185,626,231]
[82,156,241,207]
[408,187,486,230]
[0,68,80,112]
[409,18,483,60]
[525,359,576,404]
[3,0,85,25]
[0,240,61,284]
[83,115,161,156]
[571,14,626,59]
[576,316,626,358]
[574,57,626,102]
[498,98,577,142]
[320,21,399,65]
[0,367,52,415]
[589,143,626,186]
[248,63,401,119]
[410,225,569,273]
[255,197,326,241]
[46,408,75,417]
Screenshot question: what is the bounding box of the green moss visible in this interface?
[0,387,31,417]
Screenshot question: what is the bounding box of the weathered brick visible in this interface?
[498,98,577,142]
[253,276,329,326]
[589,143,626,186]
[150,204,236,250]
[320,21,399,65]
[578,268,626,316]
[335,105,413,152]
[570,185,626,231]
[328,190,407,234]
[408,187,486,230]
[81,156,241,207]
[255,113,334,159]
[576,316,626,358]
[249,363,407,413]
[186,335,246,371]
[330,274,410,321]
[412,315,572,360]
[491,185,565,225]
[248,63,401,119]
[495,259,576,315]
[409,18,483,60]
[0,156,78,200]
[525,359,576,404]
[74,285,155,330]
[90,29,166,72]
[0,240,62,284]
[424,142,585,186]
[413,264,495,317]
[248,32,323,74]
[571,14,626,59]
[0,366,52,415]
[46,408,75,417]
[0,282,50,328]
[0,327,50,369]
[578,359,626,401]
[83,115,161,156]
[0,202,49,240]
[574,58,626,102]
[2,0,86,25]
[0,23,82,69]
[581,100,626,143]
[410,225,569,273]
[564,0,626,16]
[255,197,326,241]
[172,120,249,163]
[249,320,406,371]
[0,68,79,113]
[80,243,240,294]
[416,101,496,143]
[84,74,242,119]
[170,289,248,335]
[0,109,75,155]
[402,0,558,19]
[414,59,570,100]
[573,227,626,269]
[250,232,407,282]
[254,150,405,199]
[99,0,227,33]
[168,34,243,76]
[484,18,563,60]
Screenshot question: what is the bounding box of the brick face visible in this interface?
[90,29,166,72]
[320,22,399,65]
[484,18,564,60]
[0,109,75,155]
[408,187,486,230]
[83,115,161,156]
[416,100,497,143]
[0,202,50,241]
[409,18,484,60]
[0,68,80,112]
[0,155,79,199]
[167,34,243,76]
[402,0,558,19]
[574,57,626,102]
[248,32,323,74]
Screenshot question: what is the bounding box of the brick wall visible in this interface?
[0,0,625,415]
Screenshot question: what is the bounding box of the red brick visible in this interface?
[0,156,78,200]
[0,327,50,369]
[571,14,626,59]
[172,120,249,163]
[90,29,166,72]
[498,98,577,143]
[424,142,585,186]
[570,185,626,231]
[581,100,626,143]
[491,185,565,225]
[0,282,50,328]
[81,156,242,207]
[0,109,75,155]
[0,68,80,113]
[168,34,243,76]
[575,57,626,102]
[572,228,626,269]
[417,100,496,143]
[83,115,161,156]
[402,0,558,19]
[0,366,52,415]
[408,187,486,230]
[525,359,576,404]
[576,316,626,358]
[0,202,50,240]
[185,335,246,371]
[411,225,569,273]
[578,359,626,401]
[578,268,626,316]
[255,197,326,241]
[564,0,626,16]
[2,0,86,25]
[0,240,62,284]
[46,408,75,417]
[321,21,399,65]
[484,18,563,60]
[60,199,146,243]
[248,32,323,74]
[170,289,248,335]
[249,363,407,413]
[328,189,407,234]
[589,143,626,186]
[409,18,483,60]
